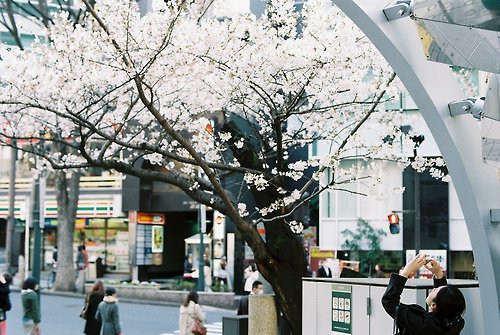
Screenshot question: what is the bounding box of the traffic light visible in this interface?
[388,213,400,234]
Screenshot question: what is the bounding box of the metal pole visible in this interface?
[32,175,41,283]
[198,204,206,292]
[24,199,30,280]
[32,133,45,284]
[414,171,421,278]
[6,143,17,274]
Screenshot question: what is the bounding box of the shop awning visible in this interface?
[184,234,212,244]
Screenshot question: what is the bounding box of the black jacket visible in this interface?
[382,274,465,335]
[84,293,104,335]
[0,281,11,320]
[237,295,249,315]
[317,266,332,278]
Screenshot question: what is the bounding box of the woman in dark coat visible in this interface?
[382,254,466,335]
[84,280,105,335]
[0,273,12,334]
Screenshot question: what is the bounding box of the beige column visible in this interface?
[248,294,278,335]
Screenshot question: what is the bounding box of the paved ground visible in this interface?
[6,291,232,335]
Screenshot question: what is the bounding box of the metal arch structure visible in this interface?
[329,0,500,332]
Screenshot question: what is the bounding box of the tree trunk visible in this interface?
[255,231,308,335]
[52,171,81,291]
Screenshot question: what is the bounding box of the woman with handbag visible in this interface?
[0,273,12,334]
[83,280,104,335]
[96,287,122,335]
[21,277,41,335]
[179,291,206,335]
[382,254,466,335]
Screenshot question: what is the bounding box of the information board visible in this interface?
[136,224,153,265]
[331,284,352,334]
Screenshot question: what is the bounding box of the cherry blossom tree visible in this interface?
[0,0,437,331]
[0,0,93,291]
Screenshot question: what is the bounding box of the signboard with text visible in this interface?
[331,284,352,334]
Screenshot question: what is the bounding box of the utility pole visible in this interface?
[6,143,17,274]
[198,203,206,292]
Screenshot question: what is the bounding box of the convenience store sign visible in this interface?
[332,284,352,334]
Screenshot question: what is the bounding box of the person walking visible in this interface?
[237,280,263,315]
[382,254,466,335]
[75,245,87,293]
[84,280,105,335]
[317,259,332,278]
[179,291,206,335]
[374,264,385,278]
[243,264,259,294]
[0,273,12,334]
[96,287,121,335]
[203,260,212,292]
[21,277,41,335]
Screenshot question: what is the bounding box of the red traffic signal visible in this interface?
[388,213,400,234]
[388,213,399,224]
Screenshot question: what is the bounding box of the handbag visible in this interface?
[191,319,207,335]
[79,301,88,320]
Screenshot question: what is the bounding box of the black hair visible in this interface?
[252,281,263,290]
[2,273,12,285]
[22,277,38,290]
[183,290,199,307]
[434,285,466,318]
[204,260,210,267]
[105,287,116,296]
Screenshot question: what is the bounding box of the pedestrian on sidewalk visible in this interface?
[237,280,263,315]
[243,264,259,295]
[0,273,12,334]
[96,287,121,335]
[84,280,105,335]
[179,291,206,335]
[21,277,41,335]
[203,260,212,292]
[374,264,385,278]
[75,245,87,294]
[382,254,466,335]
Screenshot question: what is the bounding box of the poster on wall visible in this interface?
[331,284,352,335]
[152,225,164,253]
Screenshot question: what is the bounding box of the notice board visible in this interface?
[331,284,352,334]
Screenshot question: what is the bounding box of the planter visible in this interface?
[84,284,238,309]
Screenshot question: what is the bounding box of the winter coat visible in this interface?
[84,293,104,335]
[96,296,121,335]
[244,271,259,292]
[382,274,465,335]
[0,281,11,319]
[179,301,205,335]
[204,265,212,288]
[21,289,40,324]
